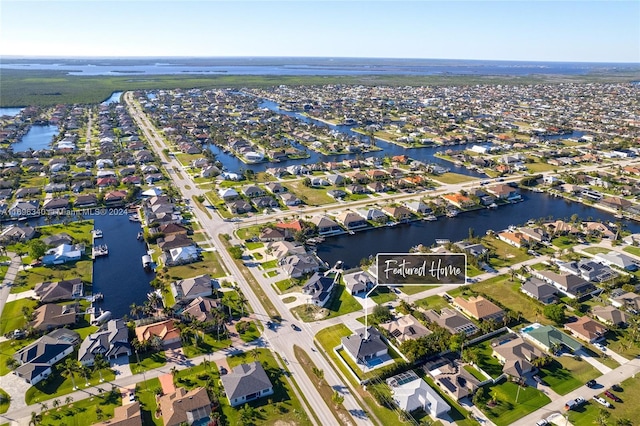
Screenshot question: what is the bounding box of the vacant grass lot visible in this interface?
[538,356,600,395]
[11,260,93,294]
[482,236,532,268]
[283,181,336,205]
[26,364,116,404]
[165,251,226,279]
[431,172,477,184]
[414,294,450,311]
[35,389,121,426]
[480,381,551,426]
[0,298,39,335]
[398,285,438,295]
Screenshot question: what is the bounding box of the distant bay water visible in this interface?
[1,57,638,76]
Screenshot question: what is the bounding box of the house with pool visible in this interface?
[521,323,583,353]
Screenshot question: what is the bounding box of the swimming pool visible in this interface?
[521,323,542,333]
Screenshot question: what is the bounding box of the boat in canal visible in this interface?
[142,254,152,271]
[92,244,109,259]
[92,229,103,238]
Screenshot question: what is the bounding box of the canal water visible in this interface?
[11,124,58,151]
[316,190,640,268]
[208,99,486,178]
[0,107,24,117]
[102,91,123,105]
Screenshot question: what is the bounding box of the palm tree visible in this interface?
[615,418,633,426]
[39,402,48,413]
[130,303,142,320]
[61,358,79,390]
[64,396,73,405]
[170,366,178,385]
[237,291,248,317]
[52,399,60,410]
[93,354,110,383]
[80,365,92,387]
[250,347,260,361]
[29,411,41,426]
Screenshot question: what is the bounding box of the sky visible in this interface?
[1,1,639,63]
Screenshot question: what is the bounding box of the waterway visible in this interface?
[208,99,486,177]
[11,124,58,151]
[0,107,23,117]
[101,91,123,105]
[316,190,640,268]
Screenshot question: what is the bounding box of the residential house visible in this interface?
[242,185,264,198]
[157,234,194,251]
[180,296,222,323]
[164,246,200,266]
[311,215,343,235]
[610,291,640,313]
[252,196,279,210]
[327,189,347,200]
[34,278,83,303]
[343,270,375,295]
[265,182,285,194]
[279,253,321,278]
[356,208,388,224]
[520,278,558,304]
[92,402,142,426]
[220,362,274,407]
[42,244,82,265]
[386,370,450,417]
[380,315,432,343]
[268,241,306,259]
[427,359,480,401]
[104,190,128,207]
[518,227,549,243]
[594,251,639,271]
[382,205,413,222]
[218,188,239,200]
[13,329,80,385]
[78,319,131,365]
[336,211,368,230]
[158,387,212,426]
[591,305,629,326]
[43,233,73,247]
[497,231,529,248]
[557,259,618,282]
[279,193,301,206]
[0,225,36,243]
[405,200,431,215]
[565,316,607,343]
[259,227,286,242]
[74,194,98,208]
[134,320,181,348]
[522,325,583,353]
[453,296,504,322]
[492,337,545,379]
[424,308,479,336]
[30,303,78,331]
[302,272,336,307]
[442,193,475,209]
[341,327,388,365]
[485,184,519,200]
[533,270,595,299]
[171,274,212,302]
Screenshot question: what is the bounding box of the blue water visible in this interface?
[0,107,23,117]
[12,124,58,151]
[2,57,638,76]
[102,91,123,105]
[521,324,542,333]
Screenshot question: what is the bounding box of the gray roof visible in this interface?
[14,329,80,381]
[220,361,273,400]
[78,319,130,363]
[173,274,212,300]
[34,278,83,303]
[341,327,387,361]
[521,277,557,301]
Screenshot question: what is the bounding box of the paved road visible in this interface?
[0,252,25,331]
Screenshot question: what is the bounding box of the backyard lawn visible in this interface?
[480,381,551,426]
[35,388,121,426]
[537,356,600,395]
[482,236,532,268]
[0,298,39,335]
[25,364,116,404]
[414,294,451,312]
[11,261,93,294]
[473,339,506,379]
[165,251,226,279]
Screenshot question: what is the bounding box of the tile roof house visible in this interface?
[335,211,368,230]
[302,272,336,307]
[0,225,36,243]
[78,319,131,365]
[610,291,640,311]
[380,314,432,343]
[492,337,545,379]
[453,296,504,322]
[34,278,83,303]
[343,270,375,295]
[564,316,608,343]
[310,215,343,235]
[180,296,222,323]
[92,401,142,426]
[520,277,558,305]
[591,305,629,326]
[13,329,80,385]
[382,205,413,222]
[442,193,475,209]
[220,362,274,407]
[425,308,479,336]
[134,320,181,348]
[522,325,583,353]
[341,327,388,365]
[158,387,212,426]
[594,251,639,271]
[386,370,450,417]
[171,274,212,302]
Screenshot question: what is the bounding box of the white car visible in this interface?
[592,396,611,408]
[594,342,606,352]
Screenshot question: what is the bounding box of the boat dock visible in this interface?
[92,244,109,259]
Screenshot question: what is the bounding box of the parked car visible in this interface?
[291,323,299,331]
[535,420,548,426]
[611,384,623,392]
[219,366,228,376]
[586,380,597,388]
[593,396,611,408]
[533,375,548,386]
[604,390,622,403]
[564,397,586,411]
[594,342,607,352]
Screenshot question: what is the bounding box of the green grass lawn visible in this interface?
[480,381,551,426]
[369,286,397,304]
[567,375,640,426]
[432,172,477,184]
[238,320,261,343]
[414,294,451,311]
[273,278,295,293]
[135,377,163,426]
[0,298,39,335]
[36,388,121,426]
[483,236,532,268]
[129,351,167,374]
[236,225,264,240]
[605,329,640,360]
[553,235,579,250]
[38,220,94,244]
[11,260,93,294]
[473,339,506,379]
[182,332,232,358]
[538,356,600,395]
[261,259,279,270]
[524,161,557,173]
[398,285,439,295]
[623,245,640,257]
[292,284,362,322]
[581,247,611,255]
[25,364,116,404]
[283,181,335,205]
[165,251,226,279]
[245,241,264,250]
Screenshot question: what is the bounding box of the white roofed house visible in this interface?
[218,187,239,200]
[386,370,450,418]
[42,244,82,265]
[594,251,640,271]
[357,207,389,223]
[171,274,212,302]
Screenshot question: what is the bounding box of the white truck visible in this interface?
[564,396,586,411]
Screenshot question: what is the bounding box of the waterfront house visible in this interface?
[405,200,431,215]
[13,329,80,385]
[533,270,595,299]
[311,215,343,235]
[356,207,388,224]
[336,211,368,230]
[0,225,36,243]
[564,316,607,343]
[30,303,78,331]
[518,227,549,243]
[600,196,632,212]
[520,277,558,304]
[341,327,388,365]
[134,319,181,348]
[343,270,375,295]
[43,197,69,212]
[220,362,273,407]
[453,295,504,322]
[259,227,286,242]
[486,184,519,200]
[158,234,194,251]
[386,370,450,417]
[594,251,639,271]
[158,387,212,426]
[497,231,529,248]
[424,308,478,336]
[171,274,212,302]
[9,200,40,219]
[302,272,336,307]
[78,319,131,365]
[165,246,200,266]
[442,193,475,209]
[591,305,629,326]
[382,205,413,222]
[42,244,82,265]
[34,278,83,303]
[268,241,306,259]
[522,325,582,353]
[279,253,321,278]
[158,223,189,236]
[582,221,615,239]
[380,314,432,343]
[93,402,142,426]
[104,190,128,207]
[492,337,545,379]
[43,233,73,247]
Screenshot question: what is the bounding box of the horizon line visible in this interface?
[1,55,639,65]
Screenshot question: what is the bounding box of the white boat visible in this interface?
[387,222,399,227]
[129,214,140,222]
[92,229,103,238]
[446,209,459,217]
[142,254,152,271]
[92,244,109,259]
[435,239,450,245]
[423,215,437,221]
[487,203,498,209]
